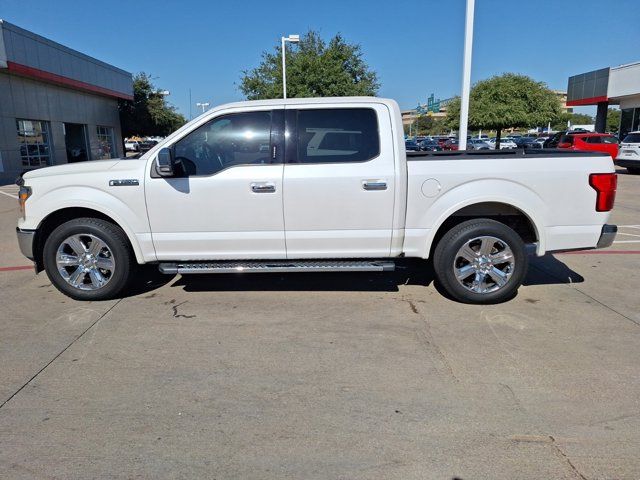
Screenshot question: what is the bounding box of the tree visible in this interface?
[551,112,593,131]
[445,73,561,147]
[409,114,447,136]
[118,73,186,138]
[239,30,379,99]
[607,108,621,133]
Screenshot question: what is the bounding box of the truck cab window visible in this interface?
[174,111,272,176]
[294,108,379,163]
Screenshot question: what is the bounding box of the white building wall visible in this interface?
[608,62,640,101]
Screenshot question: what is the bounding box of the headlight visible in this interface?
[18,186,32,219]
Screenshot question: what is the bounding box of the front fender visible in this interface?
[21,185,154,264]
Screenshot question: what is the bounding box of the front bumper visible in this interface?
[16,228,36,260]
[596,224,617,249]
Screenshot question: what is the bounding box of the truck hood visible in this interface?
[23,159,143,180]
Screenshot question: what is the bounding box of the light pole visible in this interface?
[196,102,210,113]
[281,34,300,99]
[458,0,475,151]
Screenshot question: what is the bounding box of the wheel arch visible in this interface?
[33,207,144,272]
[425,200,543,259]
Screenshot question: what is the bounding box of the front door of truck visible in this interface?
[145,107,286,260]
[282,104,396,258]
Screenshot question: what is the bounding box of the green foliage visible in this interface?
[409,114,447,135]
[118,73,186,138]
[607,108,621,133]
[239,31,379,99]
[445,74,562,137]
[551,112,594,131]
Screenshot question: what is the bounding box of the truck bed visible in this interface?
[406,149,609,161]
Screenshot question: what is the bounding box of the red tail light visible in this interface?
[589,173,617,212]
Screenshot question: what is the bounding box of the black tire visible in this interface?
[627,167,640,175]
[433,219,528,304]
[43,217,135,301]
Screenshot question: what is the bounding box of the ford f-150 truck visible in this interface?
[15,97,618,303]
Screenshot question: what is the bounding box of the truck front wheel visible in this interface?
[433,219,528,304]
[43,218,135,301]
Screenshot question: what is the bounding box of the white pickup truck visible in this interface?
[16,97,618,303]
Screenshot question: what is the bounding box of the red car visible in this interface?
[557,133,619,159]
[443,139,459,151]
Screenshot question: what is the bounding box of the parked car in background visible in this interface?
[615,131,640,174]
[467,139,491,150]
[419,139,442,151]
[558,133,619,159]
[405,139,421,151]
[443,139,459,151]
[124,140,140,152]
[535,137,549,147]
[544,130,589,148]
[514,136,542,149]
[434,136,449,148]
[487,138,517,150]
[139,140,158,153]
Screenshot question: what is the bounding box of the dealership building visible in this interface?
[0,19,133,184]
[567,62,640,137]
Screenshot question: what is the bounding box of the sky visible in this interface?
[2,0,639,118]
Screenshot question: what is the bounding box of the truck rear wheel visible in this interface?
[433,219,528,304]
[43,218,135,301]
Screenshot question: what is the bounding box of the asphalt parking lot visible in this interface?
[0,171,638,479]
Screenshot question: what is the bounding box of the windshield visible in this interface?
[622,133,640,143]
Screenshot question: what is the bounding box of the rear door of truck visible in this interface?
[282,103,396,258]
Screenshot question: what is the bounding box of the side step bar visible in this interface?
[158,260,396,275]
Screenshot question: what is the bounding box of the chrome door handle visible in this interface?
[362,181,387,191]
[251,182,276,193]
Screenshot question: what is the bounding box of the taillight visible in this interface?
[589,173,617,212]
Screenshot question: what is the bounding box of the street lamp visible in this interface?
[196,102,210,113]
[281,34,300,99]
[458,0,475,151]
[157,90,170,96]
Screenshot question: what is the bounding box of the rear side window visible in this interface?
[560,135,574,145]
[623,133,640,143]
[294,108,379,163]
[585,136,601,144]
[601,136,618,144]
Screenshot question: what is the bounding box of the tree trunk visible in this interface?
[495,129,502,150]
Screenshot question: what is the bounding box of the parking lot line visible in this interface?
[0,190,17,199]
[0,265,33,272]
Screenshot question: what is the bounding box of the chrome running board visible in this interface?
[158,260,396,275]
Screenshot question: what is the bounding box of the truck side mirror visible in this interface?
[156,148,176,176]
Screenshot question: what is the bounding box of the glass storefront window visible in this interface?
[17,119,52,168]
[620,108,634,140]
[96,126,116,160]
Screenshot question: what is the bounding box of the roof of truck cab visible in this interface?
[213,96,397,109]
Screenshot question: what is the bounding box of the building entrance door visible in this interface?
[63,123,89,163]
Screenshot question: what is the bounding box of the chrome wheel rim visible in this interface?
[453,236,514,294]
[56,234,115,291]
